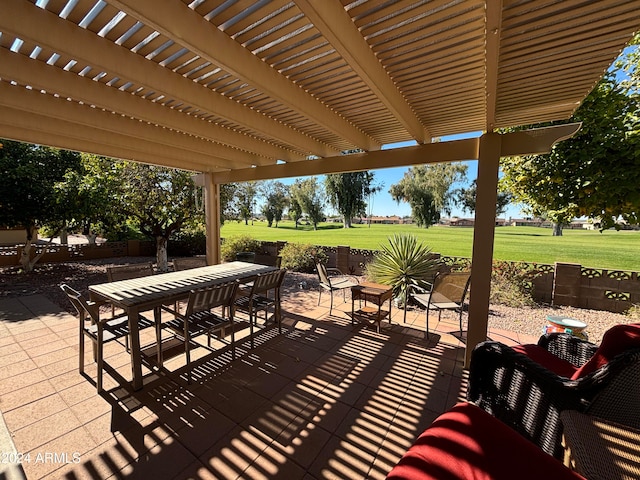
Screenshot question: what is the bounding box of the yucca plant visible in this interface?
[365,233,441,323]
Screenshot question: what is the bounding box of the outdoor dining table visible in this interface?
[89,261,278,390]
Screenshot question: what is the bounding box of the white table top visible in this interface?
[89,261,277,308]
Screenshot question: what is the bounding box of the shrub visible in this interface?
[220,235,262,262]
[279,243,327,273]
[627,304,640,320]
[364,234,441,322]
[169,224,206,256]
[490,260,540,307]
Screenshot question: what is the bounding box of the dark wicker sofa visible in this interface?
[467,323,640,459]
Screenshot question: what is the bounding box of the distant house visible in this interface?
[509,218,543,227]
[362,215,411,225]
[447,218,475,227]
[441,217,506,227]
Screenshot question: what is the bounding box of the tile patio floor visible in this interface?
[0,287,537,480]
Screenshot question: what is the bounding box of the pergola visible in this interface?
[2,0,639,363]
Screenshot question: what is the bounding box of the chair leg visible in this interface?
[230,319,236,360]
[250,311,255,349]
[185,325,192,384]
[79,330,85,374]
[155,307,163,368]
[96,340,103,393]
[425,307,430,338]
[277,299,282,334]
[329,291,334,315]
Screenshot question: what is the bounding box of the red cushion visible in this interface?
[512,344,578,378]
[571,323,640,379]
[387,402,585,480]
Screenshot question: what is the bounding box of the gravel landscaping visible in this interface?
[1,257,634,345]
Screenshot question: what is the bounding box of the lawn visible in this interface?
[221,221,640,272]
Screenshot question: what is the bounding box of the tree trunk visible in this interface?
[20,225,47,272]
[156,236,169,272]
[86,232,97,245]
[19,239,33,272]
[344,216,352,228]
[59,227,68,245]
[552,223,563,236]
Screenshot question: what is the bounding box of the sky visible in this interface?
[331,133,526,220]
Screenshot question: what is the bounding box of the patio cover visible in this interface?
[1,0,639,362]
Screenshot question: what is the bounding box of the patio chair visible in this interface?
[411,271,471,336]
[60,284,157,392]
[172,256,207,271]
[315,261,359,316]
[236,251,256,263]
[467,323,640,459]
[106,262,155,317]
[559,363,640,480]
[254,254,282,268]
[234,269,286,349]
[164,281,239,383]
[106,262,154,282]
[387,402,584,480]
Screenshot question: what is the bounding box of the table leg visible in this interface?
[155,306,163,367]
[127,306,143,391]
[351,295,356,326]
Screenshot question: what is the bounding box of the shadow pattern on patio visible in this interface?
[1,293,470,479]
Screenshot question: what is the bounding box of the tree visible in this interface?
[500,71,640,234]
[288,196,303,228]
[290,177,324,230]
[389,163,468,227]
[454,179,513,217]
[54,154,124,244]
[0,139,82,271]
[235,182,259,225]
[324,171,378,228]
[220,183,237,225]
[116,162,198,271]
[260,180,289,227]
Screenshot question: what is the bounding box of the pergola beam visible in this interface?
[294,0,429,144]
[0,49,300,164]
[0,0,337,158]
[212,138,480,184]
[485,0,502,131]
[109,0,379,151]
[0,82,255,170]
[0,108,221,172]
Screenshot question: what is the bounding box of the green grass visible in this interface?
[221,221,640,271]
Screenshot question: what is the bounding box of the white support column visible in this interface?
[203,173,221,265]
[465,132,501,366]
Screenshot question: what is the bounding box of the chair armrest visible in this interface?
[538,333,598,367]
[326,267,359,283]
[467,341,601,458]
[412,283,433,294]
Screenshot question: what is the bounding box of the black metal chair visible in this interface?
[411,271,471,336]
[315,262,359,315]
[467,323,640,459]
[61,284,156,392]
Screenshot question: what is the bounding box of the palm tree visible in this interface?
[365,233,441,323]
